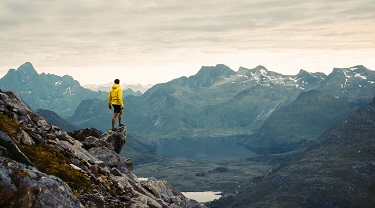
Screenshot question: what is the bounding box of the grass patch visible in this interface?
[0,112,28,140]
[19,144,92,196]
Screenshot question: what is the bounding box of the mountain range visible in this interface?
[1,63,375,155]
[84,82,152,94]
[1,62,375,207]
[209,95,375,208]
[0,62,139,118]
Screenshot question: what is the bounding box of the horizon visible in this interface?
[1,1,374,85]
[1,61,373,87]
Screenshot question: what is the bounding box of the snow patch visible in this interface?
[63,87,74,95]
[55,81,63,86]
[354,73,367,79]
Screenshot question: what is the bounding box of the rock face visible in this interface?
[0,89,205,208]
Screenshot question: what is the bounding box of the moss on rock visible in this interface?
[19,144,92,197]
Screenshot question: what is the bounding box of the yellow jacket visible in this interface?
[108,84,124,107]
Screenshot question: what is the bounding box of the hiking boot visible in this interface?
[112,128,117,131]
[119,124,125,127]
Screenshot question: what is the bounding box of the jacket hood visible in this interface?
[112,84,120,89]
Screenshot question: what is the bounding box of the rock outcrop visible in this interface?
[0,89,205,208]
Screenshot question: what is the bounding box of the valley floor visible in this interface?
[133,156,275,193]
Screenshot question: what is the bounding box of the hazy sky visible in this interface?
[1,0,374,85]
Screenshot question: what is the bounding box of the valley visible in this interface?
[133,155,273,193]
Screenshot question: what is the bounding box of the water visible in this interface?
[182,191,222,203]
[156,136,256,160]
[138,178,221,202]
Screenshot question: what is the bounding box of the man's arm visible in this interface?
[108,92,112,108]
[119,89,124,109]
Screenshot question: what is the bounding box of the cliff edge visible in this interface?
[0,89,205,208]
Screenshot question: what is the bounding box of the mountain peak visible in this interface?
[17,62,38,76]
[183,64,235,88]
[196,64,234,77]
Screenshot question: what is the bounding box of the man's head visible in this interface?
[114,79,120,84]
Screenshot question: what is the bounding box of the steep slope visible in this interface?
[35,108,79,132]
[210,96,375,208]
[243,90,359,154]
[68,98,112,130]
[0,89,205,208]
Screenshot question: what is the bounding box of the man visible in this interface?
[108,79,125,131]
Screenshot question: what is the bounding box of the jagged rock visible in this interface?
[82,136,110,150]
[0,157,84,208]
[141,178,207,208]
[118,156,135,172]
[17,128,35,145]
[102,126,127,153]
[0,88,206,208]
[89,146,120,168]
[1,90,32,112]
[68,128,103,142]
[0,131,33,166]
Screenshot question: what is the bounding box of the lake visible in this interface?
[182,191,222,203]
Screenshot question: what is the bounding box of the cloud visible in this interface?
[0,0,374,84]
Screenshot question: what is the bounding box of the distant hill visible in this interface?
[242,90,360,154]
[2,63,375,155]
[84,83,151,94]
[241,65,375,154]
[0,62,106,117]
[35,108,79,132]
[68,98,112,130]
[209,96,375,208]
[71,64,375,144]
[0,62,139,118]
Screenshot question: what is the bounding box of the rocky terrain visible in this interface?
[209,96,375,208]
[0,89,205,208]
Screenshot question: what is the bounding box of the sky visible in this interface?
[1,0,374,85]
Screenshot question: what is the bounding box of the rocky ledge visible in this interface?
[0,89,205,208]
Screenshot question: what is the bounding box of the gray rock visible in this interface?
[0,131,33,166]
[0,157,84,208]
[101,126,127,154]
[89,147,120,168]
[83,136,110,150]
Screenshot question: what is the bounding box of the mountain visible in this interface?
[68,98,112,130]
[84,83,151,94]
[209,95,375,208]
[72,64,375,143]
[0,89,205,208]
[117,64,325,139]
[0,62,107,117]
[242,90,361,154]
[239,65,375,154]
[3,63,375,154]
[35,108,79,132]
[0,62,141,118]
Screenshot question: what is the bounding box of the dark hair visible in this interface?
[114,79,120,84]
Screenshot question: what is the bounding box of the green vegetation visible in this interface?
[134,156,273,193]
[19,144,92,197]
[0,112,28,139]
[0,112,92,197]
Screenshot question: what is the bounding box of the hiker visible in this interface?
[108,79,125,131]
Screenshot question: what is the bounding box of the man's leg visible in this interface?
[118,109,123,126]
[112,113,118,129]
